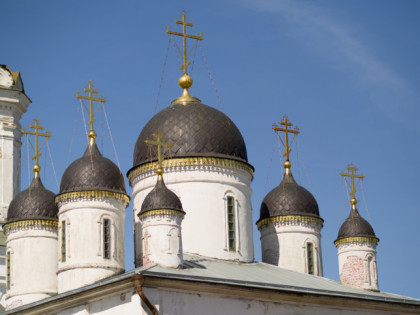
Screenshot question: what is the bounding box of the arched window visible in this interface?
[227,196,236,251]
[61,220,66,262]
[103,218,111,259]
[307,242,314,275]
[6,250,11,290]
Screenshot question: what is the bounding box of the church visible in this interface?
[0,12,420,315]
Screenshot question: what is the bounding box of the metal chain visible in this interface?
[170,37,183,66]
[66,104,80,167]
[295,138,314,193]
[102,105,122,174]
[339,176,345,224]
[79,99,94,170]
[199,42,225,113]
[360,181,373,224]
[47,140,59,190]
[263,136,276,196]
[154,37,171,114]
[26,134,30,187]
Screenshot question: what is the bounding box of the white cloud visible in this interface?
[241,0,419,126]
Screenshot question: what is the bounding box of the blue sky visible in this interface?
[2,0,420,299]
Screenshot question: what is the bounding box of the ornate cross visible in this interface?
[22,118,52,177]
[340,163,365,204]
[272,115,300,167]
[75,80,106,142]
[145,129,173,175]
[166,10,203,76]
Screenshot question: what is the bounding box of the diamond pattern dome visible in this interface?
[132,102,248,169]
[7,176,58,223]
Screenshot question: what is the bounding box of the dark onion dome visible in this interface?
[131,101,249,171]
[58,142,126,195]
[335,206,378,243]
[140,176,184,215]
[258,170,321,223]
[6,176,58,224]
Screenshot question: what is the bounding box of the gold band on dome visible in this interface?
[138,209,185,220]
[4,219,58,233]
[55,190,130,204]
[257,215,324,229]
[334,236,379,247]
[128,157,254,180]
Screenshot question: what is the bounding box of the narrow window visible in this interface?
[227,196,236,251]
[61,221,66,262]
[307,242,314,275]
[103,219,111,259]
[6,251,11,290]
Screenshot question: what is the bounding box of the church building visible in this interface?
[0,12,419,315]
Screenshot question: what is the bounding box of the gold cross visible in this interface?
[272,115,300,168]
[166,10,203,76]
[22,118,52,177]
[145,129,173,175]
[75,80,106,143]
[340,163,365,205]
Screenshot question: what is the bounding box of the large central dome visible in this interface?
[132,101,248,168]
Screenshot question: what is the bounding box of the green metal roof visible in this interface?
[141,254,420,305]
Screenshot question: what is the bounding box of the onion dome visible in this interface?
[6,176,58,224]
[59,142,126,195]
[335,206,378,242]
[140,176,184,215]
[258,170,321,222]
[131,101,248,170]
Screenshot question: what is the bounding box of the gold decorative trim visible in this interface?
[128,157,254,180]
[334,236,379,247]
[138,209,185,220]
[55,190,130,204]
[4,219,58,233]
[257,215,324,229]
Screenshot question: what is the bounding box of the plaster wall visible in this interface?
[139,213,183,268]
[47,285,408,315]
[131,164,254,264]
[0,88,30,221]
[0,87,30,309]
[57,198,126,293]
[260,220,323,276]
[5,226,57,309]
[337,242,378,291]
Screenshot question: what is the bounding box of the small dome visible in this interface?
[7,176,58,223]
[259,171,320,221]
[140,176,183,214]
[59,142,126,195]
[131,101,248,170]
[336,206,378,241]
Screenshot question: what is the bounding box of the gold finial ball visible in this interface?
[284,161,291,169]
[33,165,40,173]
[179,74,193,89]
[88,130,97,139]
[350,198,358,205]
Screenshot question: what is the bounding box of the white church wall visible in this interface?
[259,219,323,276]
[57,197,126,293]
[139,213,183,268]
[131,163,254,264]
[0,83,30,303]
[337,241,378,291]
[39,284,412,315]
[5,225,58,309]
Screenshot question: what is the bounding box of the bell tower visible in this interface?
[0,65,30,306]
